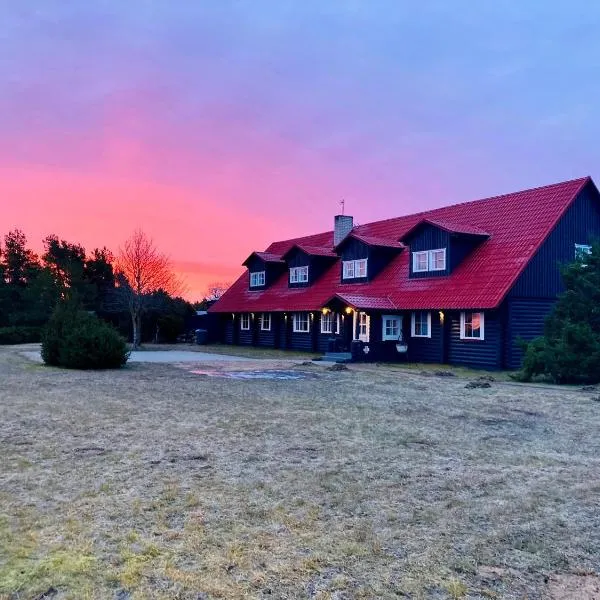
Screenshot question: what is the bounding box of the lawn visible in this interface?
[1,346,600,599]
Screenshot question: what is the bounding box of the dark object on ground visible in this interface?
[114,590,131,600]
[195,328,208,345]
[35,588,58,600]
[477,375,496,382]
[312,356,323,361]
[465,380,492,389]
[327,363,349,372]
[591,396,600,402]
[581,385,598,392]
[434,370,456,377]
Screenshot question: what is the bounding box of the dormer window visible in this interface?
[289,266,309,283]
[249,271,265,287]
[342,259,367,279]
[412,249,446,273]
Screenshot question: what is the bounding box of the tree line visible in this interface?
[0,229,196,347]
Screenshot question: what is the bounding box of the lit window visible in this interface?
[240,314,250,330]
[382,315,402,341]
[575,244,592,261]
[249,271,265,287]
[289,265,309,283]
[321,312,333,334]
[259,313,271,331]
[460,312,484,340]
[413,251,428,272]
[292,313,310,333]
[411,311,431,338]
[342,259,368,279]
[429,249,446,271]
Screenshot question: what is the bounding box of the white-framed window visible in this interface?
[575,243,592,261]
[292,313,310,333]
[358,312,370,342]
[321,312,334,334]
[249,271,265,287]
[240,314,251,330]
[259,313,271,331]
[412,251,429,272]
[429,248,446,271]
[289,265,309,283]
[342,258,368,279]
[411,311,431,338]
[382,315,402,341]
[460,312,484,340]
[412,249,447,273]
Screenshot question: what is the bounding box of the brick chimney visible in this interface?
[334,214,354,247]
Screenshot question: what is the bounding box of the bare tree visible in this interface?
[116,230,183,349]
[204,281,231,302]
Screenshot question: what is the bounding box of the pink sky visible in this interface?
[2,3,598,300]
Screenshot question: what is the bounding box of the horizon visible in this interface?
[2,2,600,300]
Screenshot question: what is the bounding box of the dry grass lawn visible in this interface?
[1,345,600,599]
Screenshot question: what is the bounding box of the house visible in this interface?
[208,177,600,369]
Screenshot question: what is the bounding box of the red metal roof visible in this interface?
[282,244,338,258]
[241,251,285,266]
[401,218,490,240]
[339,232,405,249]
[212,177,593,313]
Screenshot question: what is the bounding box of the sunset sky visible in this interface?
[2,2,600,300]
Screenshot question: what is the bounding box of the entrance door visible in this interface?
[358,312,370,342]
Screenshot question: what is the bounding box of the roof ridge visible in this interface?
[354,176,591,231]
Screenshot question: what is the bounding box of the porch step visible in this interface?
[320,352,352,363]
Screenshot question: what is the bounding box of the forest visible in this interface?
[0,229,196,345]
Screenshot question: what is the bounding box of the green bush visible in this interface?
[42,304,129,369]
[0,326,42,345]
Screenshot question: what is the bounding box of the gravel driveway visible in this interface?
[21,349,256,363]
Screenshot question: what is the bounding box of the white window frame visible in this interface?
[460,311,485,340]
[342,258,368,280]
[429,248,446,271]
[358,312,370,342]
[342,260,355,279]
[382,315,402,341]
[321,312,334,334]
[292,313,310,333]
[249,271,265,287]
[240,314,250,330]
[259,313,271,331]
[412,249,447,273]
[411,311,431,338]
[412,251,429,272]
[289,265,309,284]
[575,243,592,261]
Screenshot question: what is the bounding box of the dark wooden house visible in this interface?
[209,177,600,369]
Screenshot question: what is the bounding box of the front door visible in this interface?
[358,312,370,342]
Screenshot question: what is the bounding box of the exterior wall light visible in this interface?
[345,306,353,314]
[439,311,445,324]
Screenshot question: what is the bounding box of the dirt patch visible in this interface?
[327,363,349,371]
[547,573,600,599]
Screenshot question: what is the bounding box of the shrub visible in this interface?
[0,326,42,345]
[42,304,129,369]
